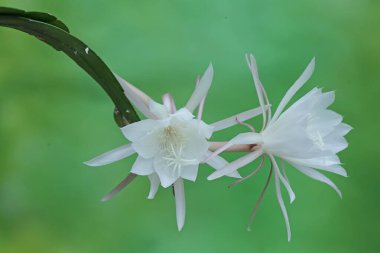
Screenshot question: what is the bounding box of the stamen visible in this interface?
[228,156,265,188]
[247,162,273,231]
[235,116,256,132]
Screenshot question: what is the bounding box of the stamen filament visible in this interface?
[247,163,273,231]
[228,156,265,188]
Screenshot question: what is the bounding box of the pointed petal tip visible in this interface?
[207,173,220,181]
[83,161,93,166]
[83,160,100,167]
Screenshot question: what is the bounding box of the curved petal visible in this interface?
[147,173,160,199]
[316,164,347,177]
[131,156,154,176]
[270,155,296,203]
[185,63,213,113]
[84,144,135,167]
[274,171,292,241]
[293,165,342,198]
[246,54,267,129]
[271,58,315,123]
[174,179,186,231]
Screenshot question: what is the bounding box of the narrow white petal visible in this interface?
[294,165,342,198]
[185,63,213,113]
[211,106,267,132]
[174,179,186,231]
[270,155,296,203]
[274,171,292,241]
[149,100,169,119]
[147,173,160,199]
[115,74,157,119]
[207,149,263,180]
[205,151,241,178]
[84,144,135,167]
[246,54,267,129]
[271,58,315,123]
[162,93,177,114]
[101,173,138,202]
[316,165,347,177]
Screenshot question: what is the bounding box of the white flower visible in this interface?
[206,55,351,240]
[84,63,258,231]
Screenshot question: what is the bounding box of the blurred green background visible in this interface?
[0,0,378,252]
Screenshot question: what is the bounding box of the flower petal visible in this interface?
[149,100,169,119]
[147,173,160,199]
[204,151,241,178]
[271,58,315,123]
[174,108,194,121]
[274,171,292,241]
[335,123,353,136]
[173,179,186,231]
[84,144,135,166]
[207,149,263,180]
[246,54,267,129]
[179,164,199,182]
[316,164,347,177]
[121,119,159,142]
[131,156,154,176]
[162,93,177,114]
[185,63,214,113]
[131,132,160,159]
[293,165,342,198]
[270,155,296,203]
[154,159,180,188]
[211,106,267,132]
[115,74,157,119]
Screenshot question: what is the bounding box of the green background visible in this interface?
[0,0,378,252]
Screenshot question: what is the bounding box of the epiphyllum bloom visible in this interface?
[85,64,261,231]
[207,55,351,240]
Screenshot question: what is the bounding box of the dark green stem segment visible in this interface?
[0,7,140,125]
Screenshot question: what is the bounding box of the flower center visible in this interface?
[309,130,325,150]
[159,125,198,171]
